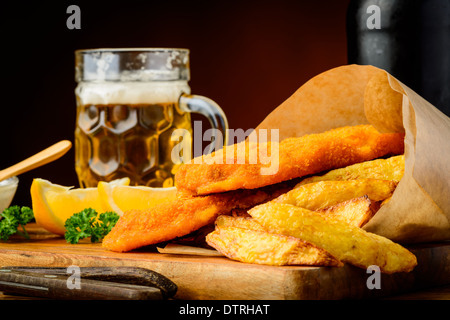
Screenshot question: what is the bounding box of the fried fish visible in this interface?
[102,181,296,252]
[175,125,404,196]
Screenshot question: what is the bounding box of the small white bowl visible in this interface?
[0,176,19,213]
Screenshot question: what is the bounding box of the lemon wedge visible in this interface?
[30,177,130,235]
[97,182,177,216]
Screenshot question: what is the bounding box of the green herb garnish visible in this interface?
[0,206,34,240]
[64,208,119,244]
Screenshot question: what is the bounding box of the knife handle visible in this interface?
[3,266,177,298]
[0,270,163,300]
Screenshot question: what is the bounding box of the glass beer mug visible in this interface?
[74,48,228,188]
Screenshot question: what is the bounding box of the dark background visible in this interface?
[1,0,351,207]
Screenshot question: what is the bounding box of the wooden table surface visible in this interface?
[1,284,449,300]
[0,224,449,300]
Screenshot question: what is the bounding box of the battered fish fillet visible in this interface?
[175,125,404,196]
[102,181,295,252]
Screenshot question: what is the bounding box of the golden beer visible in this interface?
[74,49,227,188]
[75,102,191,188]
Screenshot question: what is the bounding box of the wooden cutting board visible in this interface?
[0,224,449,300]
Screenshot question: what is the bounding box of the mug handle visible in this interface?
[179,93,229,155]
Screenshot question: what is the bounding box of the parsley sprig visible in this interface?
[0,205,118,243]
[64,208,119,244]
[0,206,34,240]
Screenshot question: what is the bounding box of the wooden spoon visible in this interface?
[0,140,72,182]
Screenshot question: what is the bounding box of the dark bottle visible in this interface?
[347,0,450,116]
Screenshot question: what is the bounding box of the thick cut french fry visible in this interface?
[223,195,378,229]
[272,179,397,211]
[248,203,417,273]
[318,195,379,227]
[206,225,343,267]
[296,155,405,186]
[215,215,266,231]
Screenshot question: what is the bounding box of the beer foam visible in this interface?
[75,81,191,105]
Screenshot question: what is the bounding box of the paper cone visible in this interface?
[256,65,450,244]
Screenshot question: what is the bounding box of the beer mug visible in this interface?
[74,48,228,188]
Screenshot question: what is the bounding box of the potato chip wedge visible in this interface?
[296,155,405,186]
[223,195,378,229]
[215,214,266,231]
[206,225,343,267]
[318,195,379,227]
[248,203,417,273]
[273,179,397,211]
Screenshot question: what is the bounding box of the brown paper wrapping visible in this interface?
[256,65,450,244]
